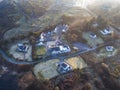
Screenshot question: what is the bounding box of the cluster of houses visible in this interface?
[89,28,115,53]
[15,24,70,57]
[36,24,71,55]
[14,23,116,74]
[15,23,115,58]
[89,26,113,39]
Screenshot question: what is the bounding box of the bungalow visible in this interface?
[51,47,61,55]
[59,45,71,53]
[100,28,112,35]
[92,22,98,27]
[36,42,44,46]
[105,46,114,52]
[89,33,97,39]
[54,24,69,34]
[51,45,71,55]
[47,41,57,48]
[17,43,29,53]
[56,62,72,74]
[39,32,45,42]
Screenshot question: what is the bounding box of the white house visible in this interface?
[54,24,69,33]
[39,32,45,42]
[59,45,71,53]
[36,42,44,46]
[51,45,71,54]
[100,28,112,35]
[17,43,29,53]
[89,33,97,39]
[105,46,114,52]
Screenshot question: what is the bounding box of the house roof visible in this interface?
[19,45,26,50]
[54,24,68,33]
[106,46,114,51]
[61,62,68,69]
[17,43,28,52]
[51,47,60,51]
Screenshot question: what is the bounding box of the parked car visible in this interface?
[56,62,72,74]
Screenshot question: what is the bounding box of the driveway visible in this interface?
[73,42,90,51]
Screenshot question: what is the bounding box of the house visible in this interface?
[100,28,112,35]
[51,47,61,55]
[36,42,44,46]
[56,62,72,74]
[47,41,57,48]
[51,45,71,55]
[39,32,45,42]
[54,24,69,34]
[89,33,97,39]
[105,46,114,52]
[17,43,29,53]
[59,45,71,53]
[92,22,98,27]
[62,24,69,32]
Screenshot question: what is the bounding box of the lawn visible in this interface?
[96,47,118,58]
[66,56,87,69]
[33,59,60,79]
[9,41,32,61]
[82,32,104,47]
[36,45,46,56]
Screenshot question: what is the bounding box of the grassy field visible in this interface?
[96,47,118,58]
[66,56,87,69]
[82,32,104,47]
[33,59,59,79]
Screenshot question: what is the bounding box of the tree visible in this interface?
[27,80,53,90]
[82,83,93,90]
[97,16,108,29]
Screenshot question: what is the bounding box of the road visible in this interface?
[0,39,117,65]
[0,46,97,65]
[0,31,119,65]
[0,4,119,65]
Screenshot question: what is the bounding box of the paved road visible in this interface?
[0,39,119,65]
[0,6,119,65]
[0,47,96,65]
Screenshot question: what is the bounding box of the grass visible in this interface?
[82,32,104,47]
[96,47,118,58]
[66,56,87,69]
[33,59,59,79]
[36,45,46,56]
